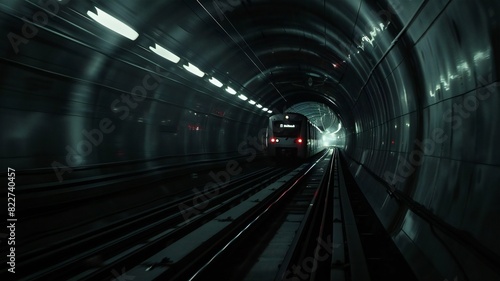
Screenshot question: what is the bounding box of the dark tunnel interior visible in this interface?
[1,0,500,280]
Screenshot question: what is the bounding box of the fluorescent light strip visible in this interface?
[267,110,272,114]
[87,7,138,40]
[225,86,237,95]
[238,94,248,101]
[183,63,205,77]
[248,100,256,105]
[262,107,268,111]
[209,77,223,87]
[149,43,180,63]
[256,104,263,108]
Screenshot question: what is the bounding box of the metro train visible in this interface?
[267,113,323,159]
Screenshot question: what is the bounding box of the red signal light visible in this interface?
[297,138,303,143]
[270,138,276,143]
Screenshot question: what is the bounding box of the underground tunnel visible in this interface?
[1,0,499,280]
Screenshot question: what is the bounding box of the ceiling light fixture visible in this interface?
[182,62,205,77]
[208,77,223,87]
[225,86,237,95]
[87,7,139,40]
[149,43,180,63]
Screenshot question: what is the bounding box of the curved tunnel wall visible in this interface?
[345,0,500,279]
[1,0,500,280]
[0,5,268,184]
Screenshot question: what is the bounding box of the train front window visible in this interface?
[273,121,300,137]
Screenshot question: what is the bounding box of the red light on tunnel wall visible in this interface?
[187,124,201,131]
[296,138,303,143]
[270,138,276,143]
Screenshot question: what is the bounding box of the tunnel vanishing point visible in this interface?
[1,0,500,280]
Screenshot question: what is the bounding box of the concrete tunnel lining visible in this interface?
[1,0,500,280]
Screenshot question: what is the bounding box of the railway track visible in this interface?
[189,149,335,281]
[5,149,419,280]
[110,148,416,281]
[3,166,291,280]
[122,149,333,281]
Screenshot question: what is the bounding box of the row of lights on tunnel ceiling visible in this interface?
[86,7,273,114]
